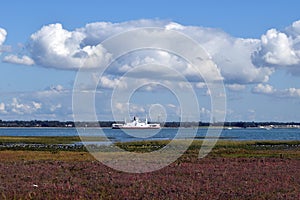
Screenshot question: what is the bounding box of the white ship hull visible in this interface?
[112,124,161,129]
[112,117,161,129]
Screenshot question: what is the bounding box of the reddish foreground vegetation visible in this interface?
[0,151,299,199]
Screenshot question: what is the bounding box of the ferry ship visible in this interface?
[112,116,161,129]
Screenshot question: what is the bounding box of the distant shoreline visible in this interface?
[0,126,300,130]
[0,120,299,128]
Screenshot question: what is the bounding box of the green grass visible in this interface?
[0,136,80,144]
[1,136,300,158]
[206,140,300,158]
[0,136,109,144]
[116,140,300,158]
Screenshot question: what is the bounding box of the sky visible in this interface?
[0,0,300,122]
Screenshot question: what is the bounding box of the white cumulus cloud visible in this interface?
[181,27,273,84]
[3,55,35,65]
[226,84,246,91]
[28,23,112,69]
[36,85,66,98]
[252,84,300,98]
[252,84,275,94]
[281,88,300,98]
[0,27,7,54]
[253,29,299,66]
[0,27,6,46]
[253,20,300,75]
[0,102,7,114]
[99,76,127,90]
[9,98,41,114]
[49,84,64,92]
[32,101,42,110]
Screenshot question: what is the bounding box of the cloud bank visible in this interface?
[2,19,300,88]
[0,85,73,120]
[0,19,277,85]
[1,98,42,115]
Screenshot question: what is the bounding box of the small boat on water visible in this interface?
[112,116,161,129]
[259,125,274,130]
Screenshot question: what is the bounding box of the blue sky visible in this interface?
[0,0,300,122]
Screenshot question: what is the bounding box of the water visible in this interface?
[0,127,300,142]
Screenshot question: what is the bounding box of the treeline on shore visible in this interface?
[0,120,299,128]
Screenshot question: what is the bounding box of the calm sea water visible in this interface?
[0,127,300,142]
